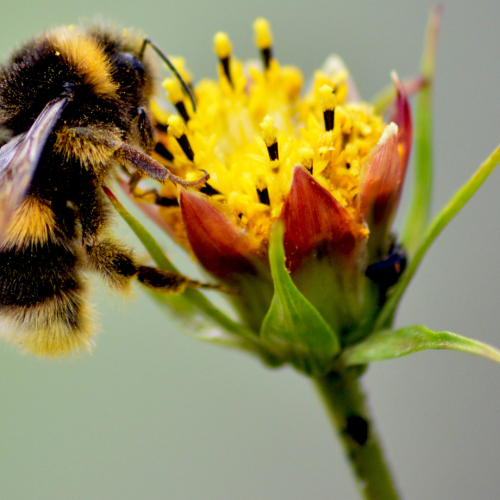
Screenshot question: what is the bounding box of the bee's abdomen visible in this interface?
[0,242,94,356]
[0,242,79,306]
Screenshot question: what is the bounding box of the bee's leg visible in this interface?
[136,265,209,294]
[85,238,223,293]
[114,142,209,187]
[127,171,179,207]
[128,171,142,192]
[130,106,155,153]
[55,125,209,188]
[84,239,137,290]
[125,151,214,207]
[126,170,145,200]
[70,169,112,242]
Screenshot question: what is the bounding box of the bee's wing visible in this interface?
[0,97,69,241]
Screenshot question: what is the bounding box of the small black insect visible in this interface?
[365,245,407,289]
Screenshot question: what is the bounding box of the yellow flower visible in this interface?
[145,19,412,338]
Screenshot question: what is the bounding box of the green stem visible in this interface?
[314,368,401,500]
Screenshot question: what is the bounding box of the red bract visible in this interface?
[358,75,413,258]
[282,166,367,274]
[180,190,258,281]
[390,73,413,175]
[359,123,404,257]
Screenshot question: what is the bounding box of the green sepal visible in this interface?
[260,223,341,375]
[342,324,500,366]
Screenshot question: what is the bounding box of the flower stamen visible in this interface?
[299,148,314,174]
[214,32,233,87]
[164,78,190,123]
[260,115,279,161]
[200,183,222,196]
[154,141,174,162]
[257,187,271,206]
[167,115,194,161]
[319,84,337,132]
[253,18,273,70]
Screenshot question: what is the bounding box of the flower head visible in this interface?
[114,8,500,378]
[135,19,413,370]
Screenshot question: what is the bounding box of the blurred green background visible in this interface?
[1,0,500,499]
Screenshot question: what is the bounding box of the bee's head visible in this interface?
[86,26,156,106]
[108,51,149,106]
[0,27,155,134]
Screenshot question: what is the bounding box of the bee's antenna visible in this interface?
[140,38,197,113]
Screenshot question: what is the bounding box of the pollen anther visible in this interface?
[214,32,233,86]
[164,78,190,122]
[163,78,183,104]
[167,115,194,161]
[299,148,314,173]
[154,142,174,162]
[319,85,337,132]
[253,18,273,69]
[260,115,279,160]
[257,187,271,206]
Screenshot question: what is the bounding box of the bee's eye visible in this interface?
[111,52,145,77]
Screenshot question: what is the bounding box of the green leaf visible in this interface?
[342,325,500,366]
[260,223,340,375]
[402,5,443,255]
[375,141,500,330]
[104,187,262,351]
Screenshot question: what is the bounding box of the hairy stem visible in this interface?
[314,368,401,500]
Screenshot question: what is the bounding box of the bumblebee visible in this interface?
[0,25,206,357]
